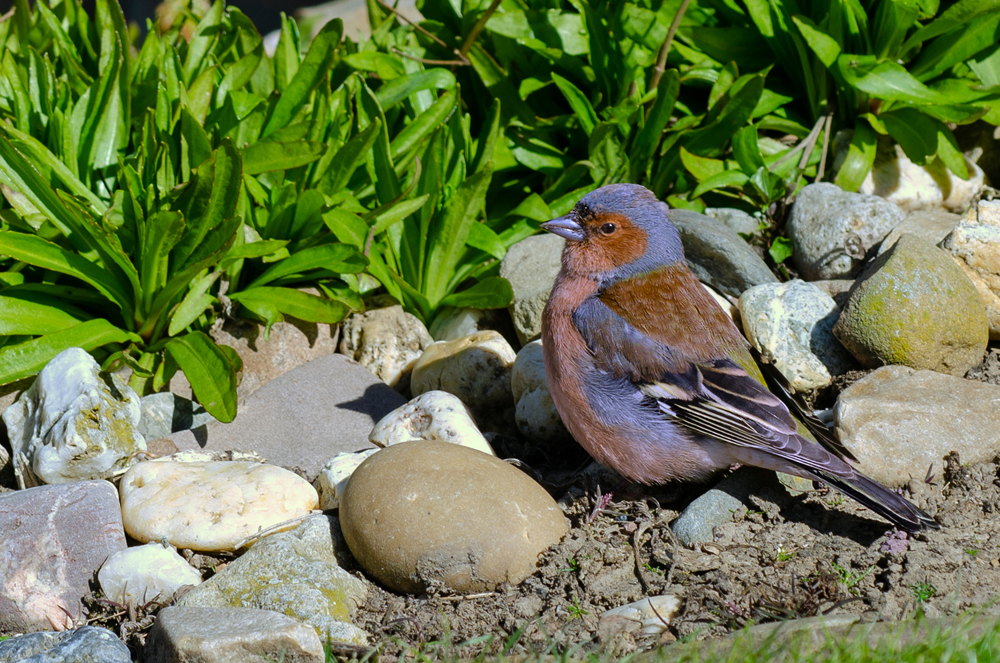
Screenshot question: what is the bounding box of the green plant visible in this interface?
[911,581,937,602]
[567,596,588,620]
[832,561,876,595]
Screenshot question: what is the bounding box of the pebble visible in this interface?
[0,626,130,663]
[511,340,571,443]
[0,480,126,632]
[811,279,855,307]
[833,234,987,376]
[410,331,517,434]
[739,280,855,390]
[834,365,1000,487]
[139,392,216,441]
[788,182,906,280]
[120,461,318,551]
[878,209,962,256]
[369,391,494,455]
[157,354,403,480]
[146,607,325,663]
[499,233,564,345]
[98,542,202,607]
[177,515,368,644]
[339,305,433,388]
[705,207,762,238]
[340,440,569,593]
[859,141,984,213]
[599,595,682,637]
[943,199,1000,339]
[315,449,379,510]
[668,208,778,297]
[672,468,787,547]
[3,347,145,488]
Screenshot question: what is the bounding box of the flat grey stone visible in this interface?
[160,354,405,480]
[878,209,961,255]
[140,392,216,440]
[706,207,762,238]
[672,467,782,547]
[499,233,564,345]
[0,626,129,663]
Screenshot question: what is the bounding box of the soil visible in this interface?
[5,347,1000,660]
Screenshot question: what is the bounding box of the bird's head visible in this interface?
[542,184,684,284]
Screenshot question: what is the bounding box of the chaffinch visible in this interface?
[540,184,936,533]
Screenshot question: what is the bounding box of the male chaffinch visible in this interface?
[541,183,936,533]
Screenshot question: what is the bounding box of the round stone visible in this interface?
[339,441,568,594]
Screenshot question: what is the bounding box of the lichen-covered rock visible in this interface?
[878,209,961,256]
[788,183,906,280]
[511,341,570,443]
[98,543,202,607]
[2,348,145,488]
[369,391,494,455]
[943,199,1000,339]
[339,305,433,388]
[739,280,855,391]
[499,234,565,345]
[833,234,988,375]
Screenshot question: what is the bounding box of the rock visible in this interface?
[177,515,368,644]
[943,198,1000,339]
[3,347,145,488]
[315,450,379,510]
[739,280,855,391]
[139,392,216,441]
[788,182,906,280]
[833,234,987,375]
[339,305,433,388]
[428,307,487,341]
[598,595,682,640]
[0,626,130,663]
[410,331,517,434]
[672,468,785,547]
[120,461,318,551]
[878,210,962,255]
[156,354,404,480]
[499,233,564,345]
[511,341,571,443]
[98,543,202,607]
[369,391,494,455]
[705,207,762,238]
[0,480,126,631]
[146,607,325,663]
[668,208,779,297]
[834,365,1000,487]
[809,279,855,307]
[340,440,569,593]
[858,140,984,213]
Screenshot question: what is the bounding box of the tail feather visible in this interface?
[814,469,939,533]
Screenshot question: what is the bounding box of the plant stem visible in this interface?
[649,0,691,93]
[459,0,503,58]
[816,114,833,182]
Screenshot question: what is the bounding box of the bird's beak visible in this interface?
[541,214,584,242]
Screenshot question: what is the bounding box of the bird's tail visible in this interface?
[814,469,939,533]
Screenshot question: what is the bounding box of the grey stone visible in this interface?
[668,208,778,297]
[834,365,1000,487]
[0,626,129,663]
[788,182,906,280]
[833,234,988,376]
[705,207,763,238]
[878,209,962,255]
[0,480,126,632]
[511,341,571,443]
[146,606,324,663]
[672,468,783,547]
[499,233,564,345]
[339,305,433,388]
[177,515,368,644]
[139,392,216,441]
[158,354,404,480]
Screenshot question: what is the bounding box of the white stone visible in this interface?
[859,142,984,213]
[511,341,570,443]
[339,306,433,387]
[314,449,379,510]
[944,199,1000,339]
[600,595,682,634]
[369,391,494,455]
[120,461,319,551]
[2,348,145,489]
[98,543,202,607]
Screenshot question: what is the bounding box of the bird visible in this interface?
[540,183,937,533]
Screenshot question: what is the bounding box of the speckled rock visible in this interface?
[369,391,494,455]
[833,234,987,375]
[943,199,1000,339]
[668,208,778,297]
[177,515,368,644]
[410,331,517,434]
[0,626,130,663]
[499,233,565,345]
[705,207,762,238]
[98,543,202,607]
[0,480,126,632]
[339,305,433,388]
[146,607,325,663]
[834,365,1000,487]
[671,468,783,547]
[3,347,145,489]
[739,280,855,390]
[315,450,379,510]
[511,341,570,443]
[120,461,318,551]
[878,210,961,255]
[788,183,906,280]
[340,441,569,594]
[858,140,984,213]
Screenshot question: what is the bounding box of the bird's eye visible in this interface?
[600,223,617,235]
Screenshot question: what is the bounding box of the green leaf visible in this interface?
[438,276,513,309]
[631,69,679,181]
[165,331,238,423]
[934,122,970,179]
[389,88,458,160]
[680,147,726,181]
[321,120,381,195]
[902,0,1000,51]
[691,170,750,198]
[220,240,291,268]
[834,121,878,192]
[551,72,598,136]
[732,125,766,175]
[370,195,431,235]
[791,15,841,67]
[769,236,794,264]
[839,58,946,104]
[242,140,326,175]
[247,243,367,288]
[168,271,221,337]
[139,211,185,315]
[230,286,352,324]
[182,0,224,84]
[322,209,368,249]
[375,69,457,109]
[0,293,90,335]
[466,222,505,260]
[882,108,937,165]
[217,42,264,106]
